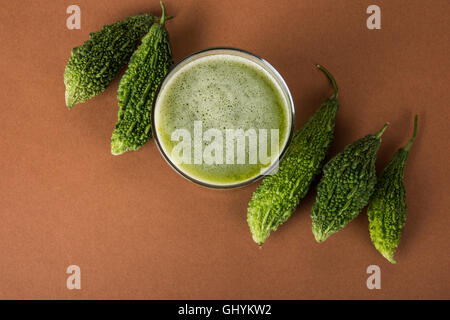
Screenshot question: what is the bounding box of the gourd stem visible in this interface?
[160,1,166,25]
[376,122,389,139]
[404,114,418,151]
[317,64,338,99]
[156,16,173,22]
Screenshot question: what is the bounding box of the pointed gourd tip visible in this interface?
[111,138,126,156]
[110,147,121,156]
[382,252,397,264]
[254,237,265,247]
[313,230,326,243]
[65,92,74,108]
[111,148,127,156]
[252,232,267,246]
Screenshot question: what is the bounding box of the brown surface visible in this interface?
[0,0,449,299]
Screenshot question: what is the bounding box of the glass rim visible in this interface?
[151,47,295,189]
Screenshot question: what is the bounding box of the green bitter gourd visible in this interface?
[367,115,418,263]
[247,65,339,245]
[111,2,173,155]
[64,13,157,108]
[311,122,390,242]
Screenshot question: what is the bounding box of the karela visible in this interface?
[111,2,173,155]
[64,13,157,108]
[247,65,339,245]
[367,115,418,263]
[311,122,389,242]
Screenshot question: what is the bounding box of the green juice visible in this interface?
[154,54,290,186]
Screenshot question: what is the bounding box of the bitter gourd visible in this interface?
[247,65,339,245]
[311,122,389,242]
[367,115,418,263]
[64,13,157,108]
[111,2,173,155]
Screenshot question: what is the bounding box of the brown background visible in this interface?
[0,0,449,299]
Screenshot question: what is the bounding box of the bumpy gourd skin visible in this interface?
[247,65,339,245]
[64,14,156,108]
[311,123,389,242]
[111,2,173,155]
[368,116,418,263]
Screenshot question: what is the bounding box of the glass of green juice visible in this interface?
[152,48,295,188]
